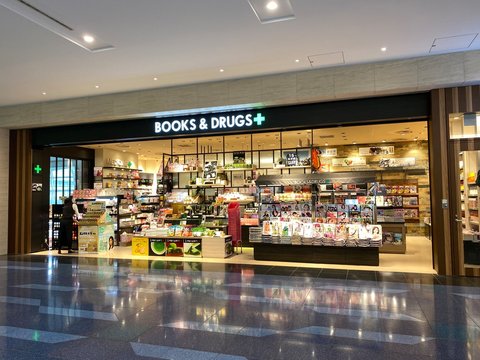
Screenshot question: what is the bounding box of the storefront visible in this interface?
[10,92,437,271]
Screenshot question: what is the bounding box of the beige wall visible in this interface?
[0,51,479,130]
[0,129,8,254]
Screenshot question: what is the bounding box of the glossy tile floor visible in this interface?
[0,255,478,359]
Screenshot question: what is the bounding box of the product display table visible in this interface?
[253,243,379,266]
[131,235,234,258]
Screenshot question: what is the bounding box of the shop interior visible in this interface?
[38,120,433,273]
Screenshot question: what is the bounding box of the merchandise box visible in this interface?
[184,238,202,257]
[132,237,149,256]
[166,238,184,256]
[149,238,166,256]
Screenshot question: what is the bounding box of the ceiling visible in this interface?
[83,121,428,160]
[0,0,479,107]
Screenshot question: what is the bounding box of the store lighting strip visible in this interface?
[0,0,114,52]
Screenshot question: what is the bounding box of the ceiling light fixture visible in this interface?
[295,59,300,63]
[83,34,95,43]
[266,1,278,10]
[153,77,158,81]
[248,0,295,24]
[325,143,328,146]
[219,68,225,73]
[42,92,46,95]
[353,142,356,145]
[95,85,100,89]
[0,0,114,52]
[381,47,387,52]
[382,140,386,143]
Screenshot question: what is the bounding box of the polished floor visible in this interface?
[0,255,478,359]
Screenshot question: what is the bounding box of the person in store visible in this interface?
[58,197,80,254]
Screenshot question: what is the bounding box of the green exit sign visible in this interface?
[34,164,42,174]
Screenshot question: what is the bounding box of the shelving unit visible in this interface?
[95,166,154,193]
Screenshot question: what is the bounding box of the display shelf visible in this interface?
[221,167,255,171]
[140,202,160,205]
[403,205,420,208]
[118,212,141,217]
[400,193,419,196]
[103,166,141,171]
[165,169,202,174]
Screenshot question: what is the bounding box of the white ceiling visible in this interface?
[0,0,479,107]
[84,121,428,160]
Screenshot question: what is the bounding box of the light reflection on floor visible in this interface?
[0,254,477,360]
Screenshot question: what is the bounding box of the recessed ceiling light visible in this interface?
[153,77,158,81]
[295,59,300,63]
[382,140,386,142]
[42,92,46,95]
[325,143,328,146]
[353,142,356,145]
[136,153,139,155]
[95,85,100,89]
[0,0,114,52]
[219,68,225,73]
[414,137,418,141]
[454,116,459,120]
[83,34,95,43]
[122,150,126,153]
[381,47,387,52]
[266,1,278,10]
[248,0,295,24]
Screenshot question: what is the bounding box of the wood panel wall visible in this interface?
[431,86,480,276]
[8,130,32,254]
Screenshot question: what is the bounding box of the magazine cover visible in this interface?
[347,224,359,239]
[358,224,370,239]
[292,221,304,236]
[336,224,347,240]
[313,223,323,238]
[368,224,382,241]
[323,223,336,238]
[315,203,327,218]
[281,222,292,237]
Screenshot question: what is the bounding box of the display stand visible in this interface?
[202,235,234,258]
[132,235,234,259]
[254,172,382,266]
[78,202,115,253]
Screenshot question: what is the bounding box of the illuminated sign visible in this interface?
[154,112,266,134]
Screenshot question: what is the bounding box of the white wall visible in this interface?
[0,129,8,254]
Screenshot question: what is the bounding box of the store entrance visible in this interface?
[32,120,434,273]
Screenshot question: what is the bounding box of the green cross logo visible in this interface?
[253,113,265,126]
[34,164,42,174]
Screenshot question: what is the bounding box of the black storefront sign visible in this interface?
[32,93,429,147]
